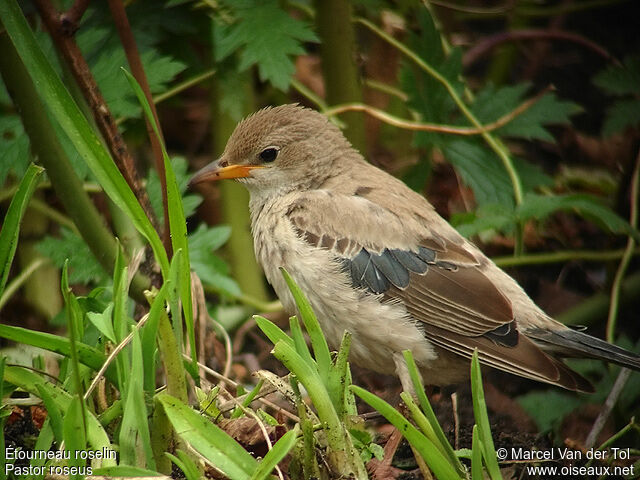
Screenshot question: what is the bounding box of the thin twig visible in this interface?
[60,0,90,34]
[84,311,151,401]
[323,87,551,135]
[107,0,172,256]
[463,29,618,69]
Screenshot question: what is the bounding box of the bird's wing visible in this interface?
[286,189,593,391]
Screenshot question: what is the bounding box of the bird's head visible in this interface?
[189,104,353,195]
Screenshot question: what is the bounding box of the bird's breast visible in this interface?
[248,196,439,376]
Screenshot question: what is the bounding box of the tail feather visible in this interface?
[529,328,640,370]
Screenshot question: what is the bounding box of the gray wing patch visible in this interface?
[341,247,438,294]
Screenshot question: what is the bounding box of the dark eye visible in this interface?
[259,147,279,163]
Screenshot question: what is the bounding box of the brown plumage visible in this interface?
[190,104,640,392]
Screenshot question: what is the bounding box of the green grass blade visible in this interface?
[120,329,156,469]
[471,425,483,480]
[0,163,43,294]
[35,384,64,444]
[403,350,466,475]
[250,426,299,480]
[470,350,501,480]
[289,315,317,370]
[279,268,331,381]
[254,315,295,349]
[122,69,195,364]
[351,385,463,480]
[62,396,87,480]
[141,282,170,393]
[166,451,201,480]
[158,393,256,479]
[0,324,113,383]
[0,0,169,277]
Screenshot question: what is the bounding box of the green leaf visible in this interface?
[63,396,87,480]
[0,114,31,185]
[517,193,637,238]
[188,223,235,290]
[602,98,640,136]
[35,384,64,445]
[0,163,43,294]
[216,0,317,90]
[37,228,108,285]
[593,55,640,96]
[471,425,483,480]
[254,315,295,349]
[86,304,117,344]
[158,393,257,480]
[279,268,332,382]
[0,324,113,382]
[472,84,579,142]
[444,140,515,207]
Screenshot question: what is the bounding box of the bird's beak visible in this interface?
[189,160,264,186]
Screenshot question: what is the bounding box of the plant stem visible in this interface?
[606,150,640,343]
[315,0,366,153]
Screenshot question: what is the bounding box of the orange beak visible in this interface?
[189,161,264,187]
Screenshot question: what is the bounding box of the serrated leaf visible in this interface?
[0,115,31,185]
[593,55,640,96]
[472,84,580,141]
[37,228,108,284]
[188,224,240,295]
[517,193,637,237]
[602,98,640,136]
[215,0,317,90]
[443,140,515,207]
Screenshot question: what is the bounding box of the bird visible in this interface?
[190,104,640,392]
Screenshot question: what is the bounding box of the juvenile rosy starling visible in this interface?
[190,104,640,392]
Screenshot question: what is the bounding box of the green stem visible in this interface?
[606,152,639,343]
[0,257,48,311]
[315,0,366,153]
[493,247,640,268]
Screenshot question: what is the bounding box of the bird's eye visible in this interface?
[259,147,279,163]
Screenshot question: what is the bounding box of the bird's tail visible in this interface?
[529,327,640,370]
